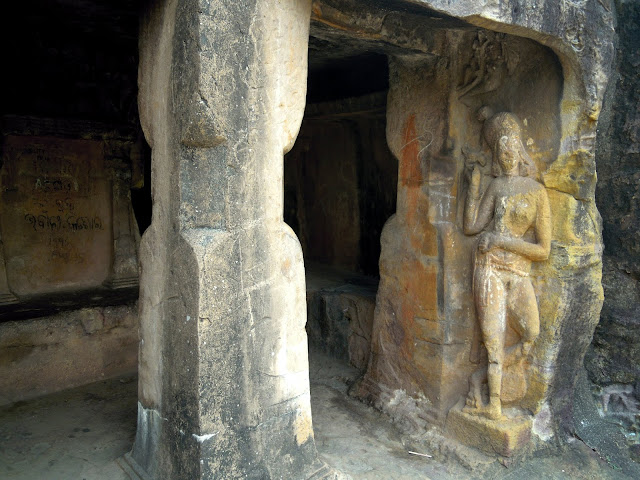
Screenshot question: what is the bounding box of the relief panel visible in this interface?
[0,135,112,296]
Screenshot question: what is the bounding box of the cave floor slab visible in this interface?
[0,351,631,479]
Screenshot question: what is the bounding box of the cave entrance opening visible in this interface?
[284,23,398,414]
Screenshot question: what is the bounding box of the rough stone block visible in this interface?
[0,304,138,405]
[446,400,532,457]
[306,271,376,371]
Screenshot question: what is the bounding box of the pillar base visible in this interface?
[117,452,152,480]
[117,452,342,480]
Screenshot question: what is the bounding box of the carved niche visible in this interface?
[0,117,140,317]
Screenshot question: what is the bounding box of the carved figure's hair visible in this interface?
[477,105,494,122]
[479,109,537,178]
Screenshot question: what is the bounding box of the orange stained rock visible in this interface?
[410,217,438,257]
[399,115,422,187]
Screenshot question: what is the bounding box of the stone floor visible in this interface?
[0,350,637,479]
[0,374,136,480]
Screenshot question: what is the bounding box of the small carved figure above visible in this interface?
[458,31,520,100]
[462,110,551,420]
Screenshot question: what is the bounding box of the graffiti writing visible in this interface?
[24,214,104,232]
[34,178,76,193]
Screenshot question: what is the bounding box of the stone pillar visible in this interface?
[125,0,331,478]
[354,49,464,424]
[104,154,140,290]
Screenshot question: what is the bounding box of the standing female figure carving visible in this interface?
[463,111,551,420]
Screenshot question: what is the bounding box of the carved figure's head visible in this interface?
[497,135,520,174]
[478,109,536,178]
[483,111,521,148]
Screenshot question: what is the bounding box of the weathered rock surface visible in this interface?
[305,265,377,371]
[586,258,640,386]
[585,3,640,457]
[589,0,640,388]
[320,0,615,458]
[0,304,138,406]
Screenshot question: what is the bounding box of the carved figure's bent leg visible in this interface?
[465,365,488,409]
[507,276,540,359]
[468,263,507,420]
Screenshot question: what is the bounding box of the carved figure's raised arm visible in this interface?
[464,166,495,236]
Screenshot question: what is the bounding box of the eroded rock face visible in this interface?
[589,1,640,384]
[587,258,640,385]
[0,304,138,406]
[325,0,616,458]
[586,1,640,452]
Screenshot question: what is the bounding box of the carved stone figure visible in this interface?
[463,111,551,420]
[458,31,520,100]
